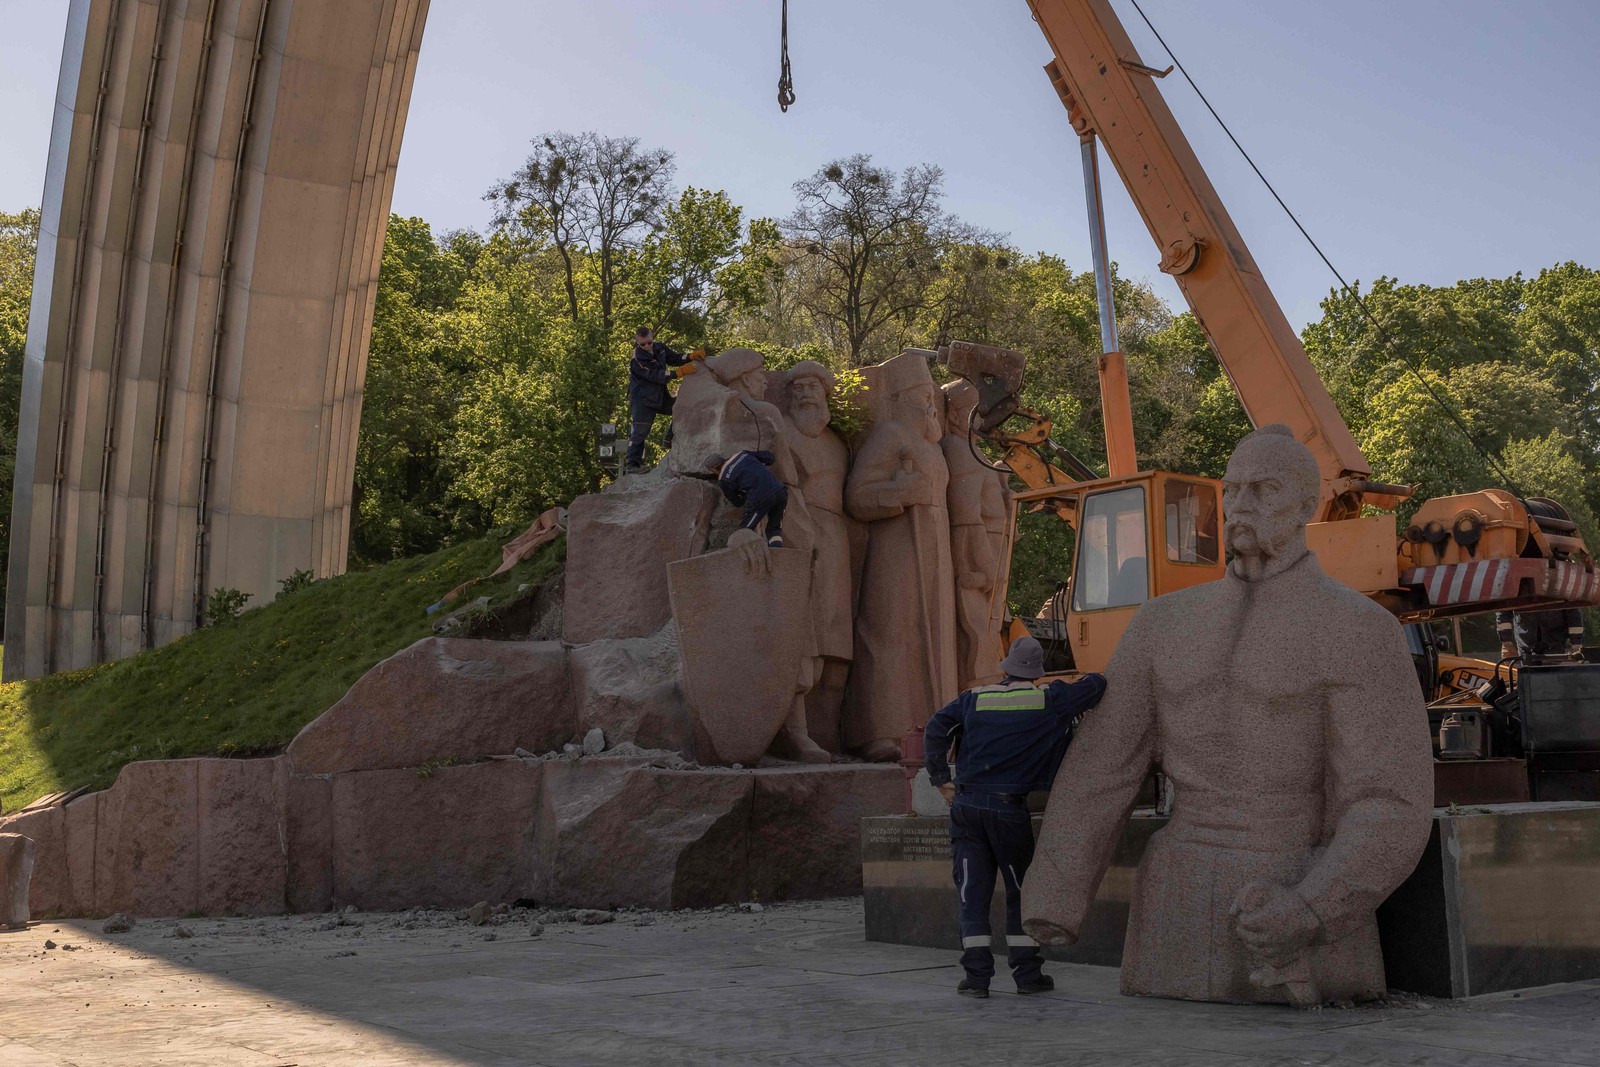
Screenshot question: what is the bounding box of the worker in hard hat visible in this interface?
[700,450,788,549]
[1497,608,1586,665]
[923,636,1106,999]
[625,328,698,473]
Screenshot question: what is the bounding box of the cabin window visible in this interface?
[1165,480,1220,565]
[1072,486,1148,611]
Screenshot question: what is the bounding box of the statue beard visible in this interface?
[789,400,830,439]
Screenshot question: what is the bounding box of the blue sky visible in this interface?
[3,0,1596,328]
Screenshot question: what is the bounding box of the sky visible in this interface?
[2,0,1597,329]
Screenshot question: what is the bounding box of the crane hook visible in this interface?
[778,0,796,111]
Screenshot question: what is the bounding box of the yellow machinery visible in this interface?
[963,0,1600,679]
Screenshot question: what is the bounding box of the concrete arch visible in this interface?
[6,0,430,678]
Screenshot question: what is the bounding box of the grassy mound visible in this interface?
[0,532,564,813]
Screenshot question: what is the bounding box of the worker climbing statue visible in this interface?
[941,380,1012,691]
[1021,424,1434,1006]
[667,347,835,762]
[843,352,960,763]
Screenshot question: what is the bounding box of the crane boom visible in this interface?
[1026,0,1374,521]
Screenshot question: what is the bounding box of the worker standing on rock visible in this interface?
[625,327,698,473]
[699,450,789,548]
[923,636,1106,999]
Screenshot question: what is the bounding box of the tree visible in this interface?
[446,317,614,523]
[619,187,751,344]
[0,208,39,624]
[1518,262,1600,463]
[782,155,950,364]
[486,131,675,344]
[1301,268,1600,528]
[351,216,482,564]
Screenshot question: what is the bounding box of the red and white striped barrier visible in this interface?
[1401,558,1600,609]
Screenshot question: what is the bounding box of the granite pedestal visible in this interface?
[862,802,1600,998]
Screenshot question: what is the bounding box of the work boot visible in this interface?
[767,535,784,548]
[623,462,643,475]
[1016,974,1055,995]
[957,978,990,999]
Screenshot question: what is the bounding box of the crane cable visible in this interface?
[777,0,796,112]
[1125,0,1519,492]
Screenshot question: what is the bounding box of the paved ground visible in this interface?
[1,898,1598,1066]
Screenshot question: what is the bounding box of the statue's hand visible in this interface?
[1231,880,1319,967]
[726,528,771,576]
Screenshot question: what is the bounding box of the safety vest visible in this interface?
[973,684,1046,713]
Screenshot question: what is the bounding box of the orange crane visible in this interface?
[970,0,1600,676]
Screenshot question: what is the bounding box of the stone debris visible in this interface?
[528,922,545,938]
[576,909,615,926]
[739,902,764,913]
[468,902,491,926]
[169,926,194,940]
[327,950,358,959]
[482,932,498,942]
[535,909,576,925]
[582,728,606,755]
[43,939,55,950]
[311,918,338,933]
[102,914,135,934]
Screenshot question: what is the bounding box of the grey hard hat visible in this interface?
[999,636,1045,680]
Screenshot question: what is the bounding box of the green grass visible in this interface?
[0,532,565,814]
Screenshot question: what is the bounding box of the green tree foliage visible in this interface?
[351,216,481,564]
[1305,268,1600,538]
[0,208,39,624]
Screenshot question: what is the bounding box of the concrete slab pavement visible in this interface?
[0,898,1597,1066]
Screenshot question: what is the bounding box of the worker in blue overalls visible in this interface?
[700,450,788,548]
[625,327,697,473]
[924,636,1106,998]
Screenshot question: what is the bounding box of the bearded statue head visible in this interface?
[785,361,835,439]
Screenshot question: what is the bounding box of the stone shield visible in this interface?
[668,547,813,765]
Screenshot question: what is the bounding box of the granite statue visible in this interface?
[843,352,960,762]
[776,361,864,754]
[1020,424,1434,1006]
[942,380,1012,691]
[670,348,829,762]
[668,348,788,477]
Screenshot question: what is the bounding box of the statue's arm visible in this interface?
[845,433,913,522]
[1292,614,1435,941]
[1021,613,1158,944]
